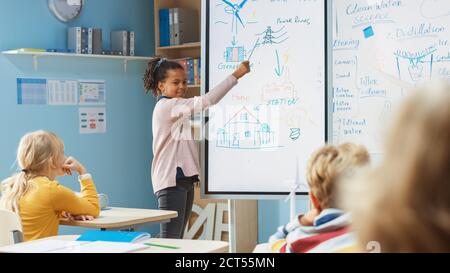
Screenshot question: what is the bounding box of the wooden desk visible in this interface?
[0,235,229,253]
[59,207,177,230]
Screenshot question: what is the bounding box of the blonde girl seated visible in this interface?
[0,130,100,241]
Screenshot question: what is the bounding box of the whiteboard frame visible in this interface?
[201,0,333,200]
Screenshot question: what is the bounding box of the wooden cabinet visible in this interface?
[154,0,201,97]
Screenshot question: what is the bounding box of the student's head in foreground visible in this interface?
[341,81,450,252]
[307,143,370,212]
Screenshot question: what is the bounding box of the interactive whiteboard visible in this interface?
[332,0,450,153]
[203,0,328,196]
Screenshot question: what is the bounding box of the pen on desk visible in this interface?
[144,243,180,249]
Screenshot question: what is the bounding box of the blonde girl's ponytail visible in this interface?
[0,130,65,214]
[0,171,33,213]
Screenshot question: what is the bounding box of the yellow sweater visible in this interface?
[19,176,100,241]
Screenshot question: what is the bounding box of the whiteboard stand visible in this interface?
[228,199,258,253]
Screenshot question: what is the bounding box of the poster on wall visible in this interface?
[47,80,78,105]
[16,78,48,105]
[78,80,106,105]
[79,107,107,134]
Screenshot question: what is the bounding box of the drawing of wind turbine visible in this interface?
[222,0,248,34]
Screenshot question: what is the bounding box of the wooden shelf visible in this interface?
[2,50,153,72]
[157,42,200,51]
[154,0,201,122]
[154,0,201,60]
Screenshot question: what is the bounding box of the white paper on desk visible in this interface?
[2,240,87,253]
[49,241,149,253]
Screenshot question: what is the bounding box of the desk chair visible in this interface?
[0,208,23,246]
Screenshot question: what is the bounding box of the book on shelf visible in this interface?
[46,48,75,53]
[10,48,46,53]
[186,58,195,85]
[174,57,201,86]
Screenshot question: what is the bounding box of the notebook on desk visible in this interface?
[1,240,86,253]
[49,241,149,253]
[76,230,151,243]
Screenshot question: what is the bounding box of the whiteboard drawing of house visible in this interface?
[216,107,276,149]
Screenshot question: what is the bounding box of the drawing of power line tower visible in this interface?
[216,107,278,149]
[256,26,289,46]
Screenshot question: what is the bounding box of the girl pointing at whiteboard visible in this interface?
[144,58,250,238]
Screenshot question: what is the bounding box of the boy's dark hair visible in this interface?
[143,57,184,97]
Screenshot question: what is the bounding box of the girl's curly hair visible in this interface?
[143,57,184,97]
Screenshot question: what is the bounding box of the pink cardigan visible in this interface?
[151,75,238,193]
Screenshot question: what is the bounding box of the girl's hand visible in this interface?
[299,209,320,226]
[61,212,94,221]
[232,61,251,79]
[61,211,74,221]
[73,215,95,221]
[62,156,87,175]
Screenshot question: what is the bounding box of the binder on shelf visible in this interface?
[129,31,135,56]
[169,8,175,46]
[173,8,199,46]
[173,8,179,45]
[68,27,88,54]
[111,30,129,56]
[159,8,170,47]
[87,28,93,54]
[88,28,102,55]
[92,28,103,54]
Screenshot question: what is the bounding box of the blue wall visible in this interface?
[0,0,159,235]
[258,198,309,243]
[0,0,305,243]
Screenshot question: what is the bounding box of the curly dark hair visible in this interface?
[143,57,184,97]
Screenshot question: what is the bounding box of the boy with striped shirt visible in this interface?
[269,143,370,253]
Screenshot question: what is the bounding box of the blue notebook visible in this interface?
[76,231,151,243]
